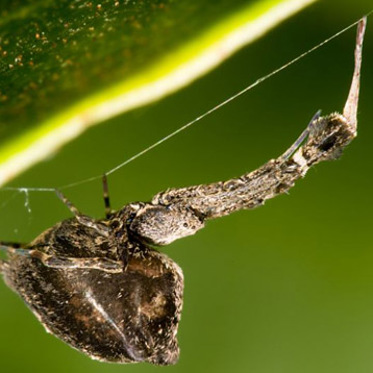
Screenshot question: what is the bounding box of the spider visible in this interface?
[0,18,366,366]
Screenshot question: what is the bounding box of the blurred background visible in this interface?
[1,1,373,372]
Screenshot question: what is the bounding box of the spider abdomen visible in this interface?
[2,219,184,365]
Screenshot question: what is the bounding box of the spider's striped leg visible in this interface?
[55,190,109,236]
[102,174,114,219]
[1,243,122,273]
[55,189,84,218]
[29,250,123,273]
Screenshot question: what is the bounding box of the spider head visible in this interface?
[128,203,204,246]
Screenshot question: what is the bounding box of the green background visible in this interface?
[1,1,373,372]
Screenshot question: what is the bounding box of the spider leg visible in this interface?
[153,109,355,222]
[280,110,321,161]
[55,189,109,236]
[343,16,366,129]
[31,250,123,273]
[102,174,113,219]
[2,246,123,273]
[55,189,83,217]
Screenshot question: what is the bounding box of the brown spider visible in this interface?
[0,18,366,366]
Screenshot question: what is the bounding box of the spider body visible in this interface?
[0,111,357,365]
[0,18,366,366]
[2,213,183,365]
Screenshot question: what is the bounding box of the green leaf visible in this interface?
[0,0,316,186]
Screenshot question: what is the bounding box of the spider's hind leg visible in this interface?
[55,190,109,236]
[55,189,85,218]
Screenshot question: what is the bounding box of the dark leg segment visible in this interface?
[55,189,81,217]
[280,110,321,161]
[31,250,123,273]
[1,245,123,273]
[102,174,113,219]
[55,190,109,236]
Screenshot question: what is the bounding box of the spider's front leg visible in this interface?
[129,111,353,246]
[1,242,123,273]
[129,18,366,247]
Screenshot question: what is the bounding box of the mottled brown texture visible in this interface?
[2,216,183,365]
